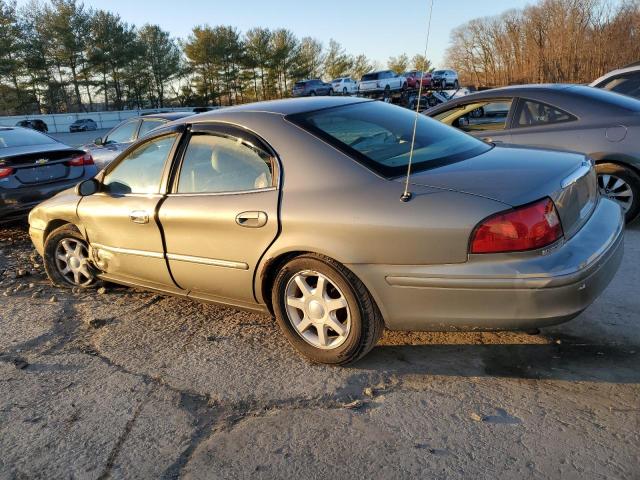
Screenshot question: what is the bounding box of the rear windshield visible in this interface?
[433,70,445,75]
[361,73,379,81]
[294,81,307,87]
[287,101,490,177]
[0,128,56,148]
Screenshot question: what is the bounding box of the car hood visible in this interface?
[398,144,584,207]
[0,142,72,159]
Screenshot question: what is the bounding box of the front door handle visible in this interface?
[130,210,150,224]
[236,211,268,228]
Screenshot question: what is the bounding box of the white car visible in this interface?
[357,70,407,98]
[331,77,358,95]
[590,62,640,100]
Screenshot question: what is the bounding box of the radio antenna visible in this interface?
[401,0,434,202]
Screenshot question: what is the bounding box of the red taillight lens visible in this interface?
[0,166,14,178]
[66,153,94,167]
[470,197,563,254]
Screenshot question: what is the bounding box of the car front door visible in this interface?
[158,123,280,308]
[77,127,184,291]
[431,98,515,144]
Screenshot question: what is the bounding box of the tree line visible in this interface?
[446,0,640,87]
[0,0,430,115]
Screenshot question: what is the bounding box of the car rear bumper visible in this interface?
[0,167,97,222]
[347,198,624,331]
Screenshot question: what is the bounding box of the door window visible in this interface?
[139,119,166,138]
[105,120,139,144]
[434,100,513,132]
[514,100,575,127]
[177,134,273,194]
[103,134,177,195]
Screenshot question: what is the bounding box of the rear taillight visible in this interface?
[0,167,14,178]
[66,153,94,167]
[470,197,563,254]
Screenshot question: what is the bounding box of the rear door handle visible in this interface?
[130,210,150,224]
[236,211,268,228]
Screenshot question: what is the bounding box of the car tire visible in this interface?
[343,87,348,95]
[309,91,316,96]
[383,85,391,102]
[328,88,334,96]
[43,224,98,289]
[272,254,384,365]
[454,80,459,89]
[596,162,640,223]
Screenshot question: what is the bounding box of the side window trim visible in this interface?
[168,123,280,196]
[511,97,577,129]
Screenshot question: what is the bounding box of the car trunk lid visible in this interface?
[401,145,598,239]
[1,148,86,185]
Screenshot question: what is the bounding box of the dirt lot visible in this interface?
[0,221,638,479]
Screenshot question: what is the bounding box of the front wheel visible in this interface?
[272,254,384,365]
[309,91,316,96]
[454,80,459,89]
[44,224,97,288]
[596,162,640,223]
[328,88,334,96]
[343,87,348,95]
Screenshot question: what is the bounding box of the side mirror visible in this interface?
[94,137,103,146]
[76,178,100,197]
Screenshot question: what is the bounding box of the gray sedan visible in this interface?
[84,112,194,169]
[425,84,640,222]
[28,97,623,364]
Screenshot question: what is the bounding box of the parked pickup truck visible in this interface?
[357,70,407,97]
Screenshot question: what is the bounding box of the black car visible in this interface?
[292,79,334,97]
[15,119,48,132]
[69,119,98,132]
[0,127,97,222]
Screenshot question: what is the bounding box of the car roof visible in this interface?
[590,64,640,86]
[190,96,371,117]
[142,112,193,121]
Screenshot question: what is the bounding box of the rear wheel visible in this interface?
[343,87,348,95]
[44,224,97,288]
[272,254,384,365]
[596,162,640,223]
[309,91,316,96]
[454,80,459,89]
[328,88,334,96]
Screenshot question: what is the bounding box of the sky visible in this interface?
[16,0,540,68]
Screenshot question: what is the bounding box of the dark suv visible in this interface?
[15,119,48,132]
[292,79,334,97]
[69,119,98,132]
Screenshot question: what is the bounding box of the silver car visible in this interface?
[28,97,623,364]
[85,112,194,169]
[425,84,640,222]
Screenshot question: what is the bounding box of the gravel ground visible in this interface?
[0,221,638,479]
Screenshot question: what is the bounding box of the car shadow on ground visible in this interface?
[357,332,639,384]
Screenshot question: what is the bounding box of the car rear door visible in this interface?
[77,126,184,290]
[158,123,279,307]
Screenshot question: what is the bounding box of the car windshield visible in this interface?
[0,128,56,148]
[288,101,491,177]
[433,70,445,75]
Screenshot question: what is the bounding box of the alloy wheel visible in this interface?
[54,238,94,286]
[598,173,634,213]
[284,270,351,350]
